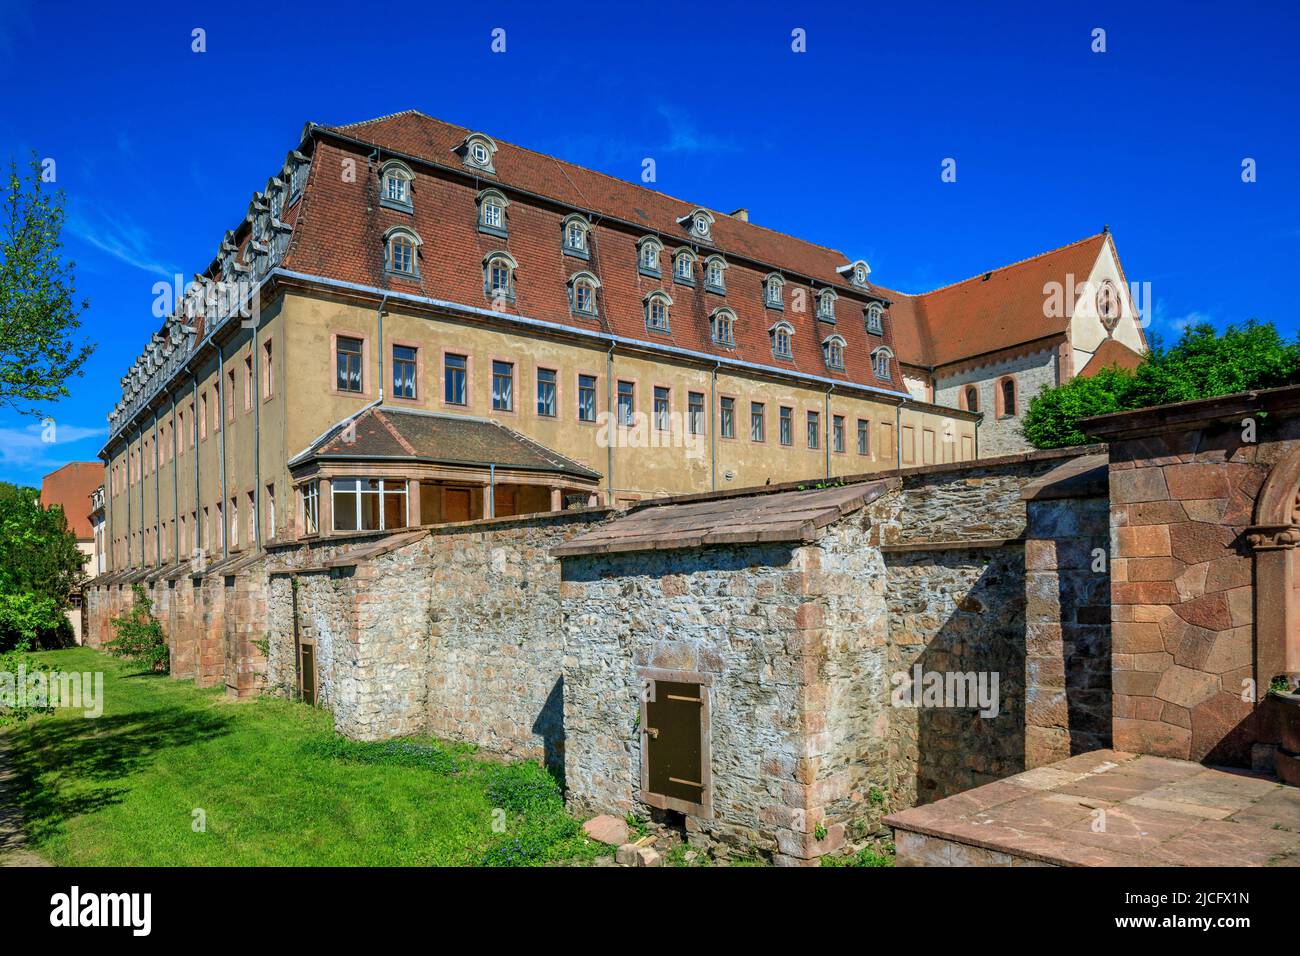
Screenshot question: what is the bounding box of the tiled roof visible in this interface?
[292,405,601,481]
[1077,337,1144,378]
[39,461,103,540]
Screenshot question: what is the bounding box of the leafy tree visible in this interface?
[1,154,94,416]
[1023,321,1300,449]
[105,584,169,673]
[0,481,85,649]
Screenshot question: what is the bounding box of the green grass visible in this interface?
[5,647,604,866]
[820,842,896,867]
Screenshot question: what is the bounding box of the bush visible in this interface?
[1022,367,1135,449]
[104,585,169,673]
[0,644,54,725]
[0,592,69,651]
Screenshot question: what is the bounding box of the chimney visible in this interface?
[729,207,749,222]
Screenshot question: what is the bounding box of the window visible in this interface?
[866,304,884,335]
[478,189,508,236]
[617,381,635,426]
[1096,280,1121,329]
[563,215,590,257]
[247,490,256,545]
[963,385,979,412]
[807,410,821,449]
[386,228,419,276]
[244,355,253,410]
[570,273,599,316]
[485,252,516,301]
[770,322,794,360]
[780,406,793,445]
[673,250,695,285]
[688,392,705,436]
[720,397,735,439]
[704,256,726,293]
[380,161,413,211]
[336,336,364,392]
[578,374,597,422]
[262,340,273,398]
[832,415,845,453]
[817,290,837,321]
[393,345,417,399]
[227,369,236,421]
[492,360,514,411]
[459,133,496,172]
[266,483,276,539]
[853,262,870,287]
[645,293,671,332]
[638,237,662,276]
[750,402,765,442]
[691,212,712,239]
[872,347,893,380]
[823,335,846,370]
[302,481,319,535]
[230,496,239,549]
[711,309,736,347]
[999,376,1018,417]
[470,142,491,167]
[537,368,557,417]
[857,419,870,455]
[331,478,408,532]
[764,274,785,309]
[212,387,220,433]
[654,386,670,431]
[444,353,467,405]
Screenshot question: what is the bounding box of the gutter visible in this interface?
[217,341,229,561]
[606,342,615,506]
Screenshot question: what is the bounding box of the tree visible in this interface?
[0,481,85,649]
[1023,321,1300,449]
[0,154,94,416]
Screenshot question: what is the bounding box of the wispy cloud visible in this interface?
[67,201,181,280]
[1152,300,1214,335]
[653,104,742,155]
[0,420,106,480]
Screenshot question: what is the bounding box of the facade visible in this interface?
[39,461,104,642]
[98,111,1143,574]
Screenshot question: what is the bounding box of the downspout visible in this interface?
[217,341,229,561]
[824,384,835,480]
[606,342,615,506]
[127,429,133,566]
[171,390,179,563]
[710,361,720,492]
[153,407,160,567]
[253,330,263,550]
[488,463,496,519]
[376,293,389,404]
[192,374,200,562]
[895,401,903,469]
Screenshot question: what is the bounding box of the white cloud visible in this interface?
[0,420,106,478]
[67,201,181,280]
[1152,300,1214,335]
[654,104,742,155]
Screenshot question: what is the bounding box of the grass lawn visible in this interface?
[5,647,605,866]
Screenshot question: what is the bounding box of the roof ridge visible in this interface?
[912,232,1106,298]
[330,108,429,131]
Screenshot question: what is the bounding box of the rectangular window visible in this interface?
[719,397,735,439]
[303,482,319,536]
[247,490,256,545]
[779,406,793,446]
[857,418,870,455]
[178,411,186,454]
[244,355,253,410]
[230,496,239,549]
[393,345,417,399]
[833,414,845,454]
[688,392,705,436]
[578,373,597,422]
[262,340,273,398]
[807,410,821,450]
[444,353,467,405]
[492,360,514,411]
[336,336,363,393]
[750,402,765,442]
[331,478,407,532]
[227,369,236,420]
[199,393,207,439]
[617,381,635,427]
[213,386,221,433]
[536,368,557,417]
[654,386,670,431]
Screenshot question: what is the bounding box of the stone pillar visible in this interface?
[550,486,563,512]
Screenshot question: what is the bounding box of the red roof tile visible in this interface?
[39,461,103,540]
[1077,337,1144,378]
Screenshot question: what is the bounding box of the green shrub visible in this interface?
[0,592,69,651]
[0,644,53,725]
[104,584,169,673]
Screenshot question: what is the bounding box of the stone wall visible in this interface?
[935,346,1059,458]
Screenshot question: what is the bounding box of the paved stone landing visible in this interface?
[885,749,1300,866]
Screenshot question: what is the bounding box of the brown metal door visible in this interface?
[300,642,316,706]
[645,680,704,807]
[444,488,471,522]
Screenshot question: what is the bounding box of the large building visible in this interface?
[99,111,1145,572]
[39,461,105,641]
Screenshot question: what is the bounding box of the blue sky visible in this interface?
[1,0,1297,486]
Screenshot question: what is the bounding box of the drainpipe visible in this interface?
[192,374,200,563]
[710,361,720,491]
[217,341,229,561]
[895,401,903,469]
[376,293,389,404]
[253,329,263,550]
[488,463,496,519]
[606,342,615,506]
[127,428,133,566]
[153,406,161,567]
[171,390,179,563]
[824,384,835,480]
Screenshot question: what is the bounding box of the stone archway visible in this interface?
[1246,450,1300,689]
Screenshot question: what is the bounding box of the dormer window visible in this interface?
[677,207,715,241]
[822,334,846,370]
[872,347,894,380]
[770,321,794,360]
[380,160,414,212]
[837,258,872,289]
[673,249,696,286]
[711,308,736,347]
[562,214,591,259]
[704,255,727,294]
[478,189,509,237]
[764,274,785,310]
[637,237,662,277]
[568,272,600,317]
[456,132,498,173]
[817,289,838,322]
[644,291,672,333]
[383,226,421,277]
[484,251,517,302]
[866,303,884,334]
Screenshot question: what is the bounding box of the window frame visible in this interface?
[383,226,421,278]
[443,351,470,407]
[333,333,366,395]
[391,343,419,401]
[379,160,415,213]
[330,477,410,534]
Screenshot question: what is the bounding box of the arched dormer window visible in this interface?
[865,303,885,335]
[380,160,414,212]
[562,214,591,259]
[673,248,696,286]
[457,132,498,173]
[477,189,509,237]
[704,255,727,294]
[836,259,871,289]
[872,346,894,380]
[822,334,846,370]
[817,289,838,322]
[644,291,672,333]
[637,236,663,277]
[384,226,421,277]
[568,271,600,317]
[677,207,715,241]
[770,320,794,360]
[711,308,737,347]
[484,251,517,302]
[764,273,785,310]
